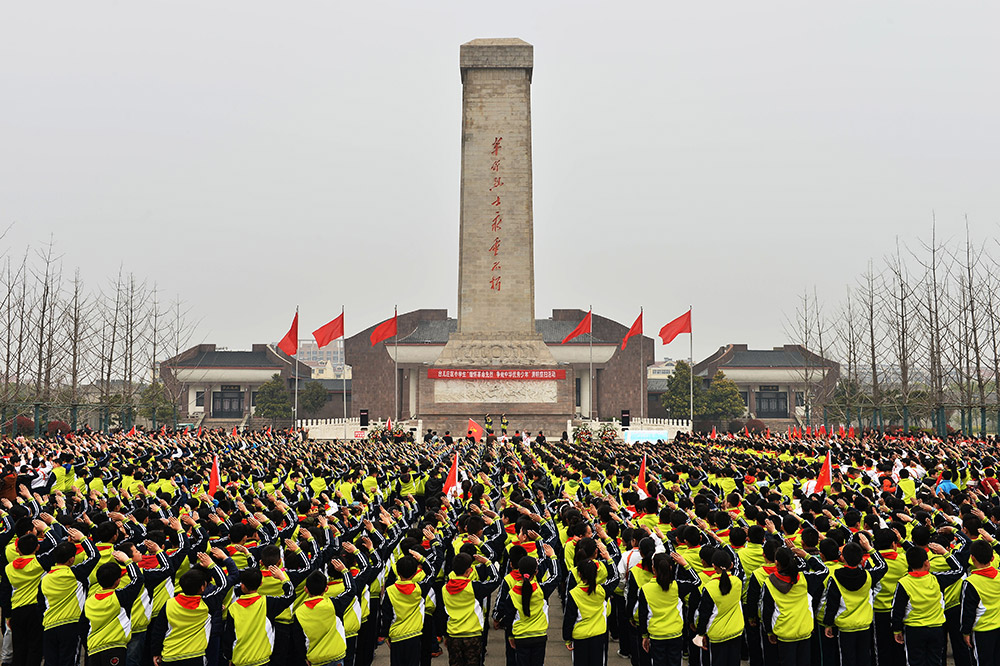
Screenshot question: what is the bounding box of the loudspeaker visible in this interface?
[359,409,369,427]
[621,409,630,427]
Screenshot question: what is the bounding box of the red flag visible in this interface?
[370,311,398,346]
[197,426,203,438]
[386,417,393,433]
[267,425,272,436]
[815,450,833,493]
[160,424,166,436]
[208,455,220,496]
[621,311,642,350]
[183,426,189,436]
[766,427,770,439]
[443,452,459,498]
[744,425,750,437]
[277,311,299,356]
[806,426,812,437]
[561,310,592,344]
[710,426,717,440]
[839,425,845,438]
[231,426,238,437]
[637,454,648,498]
[127,425,136,437]
[848,425,855,439]
[658,310,692,345]
[467,419,484,442]
[313,312,345,349]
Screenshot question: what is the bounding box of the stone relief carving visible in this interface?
[436,338,555,366]
[434,379,558,403]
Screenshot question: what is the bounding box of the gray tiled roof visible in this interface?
[174,350,280,368]
[726,349,808,368]
[399,318,615,345]
[313,379,352,391]
[648,378,670,392]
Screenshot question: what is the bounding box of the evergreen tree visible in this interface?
[299,381,328,416]
[254,374,292,421]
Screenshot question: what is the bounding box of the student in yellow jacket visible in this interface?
[759,546,830,666]
[960,539,1000,666]
[378,554,437,666]
[296,569,357,666]
[890,543,964,666]
[636,552,701,666]
[0,532,60,666]
[495,552,560,666]
[821,537,888,666]
[441,552,500,665]
[224,565,295,666]
[83,554,145,666]
[149,550,240,666]
[693,548,744,666]
[40,529,98,666]
[561,552,620,665]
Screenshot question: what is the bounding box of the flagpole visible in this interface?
[294,305,299,430]
[394,305,399,423]
[639,307,644,421]
[688,305,693,429]
[341,305,347,421]
[589,306,594,421]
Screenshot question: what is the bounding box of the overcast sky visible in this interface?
[2,2,998,363]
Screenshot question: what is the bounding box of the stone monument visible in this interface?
[423,38,576,427]
[436,38,555,368]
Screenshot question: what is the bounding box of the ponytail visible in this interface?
[574,537,597,570]
[712,549,734,596]
[518,556,537,618]
[639,536,656,572]
[578,559,599,595]
[653,553,675,591]
[774,547,798,584]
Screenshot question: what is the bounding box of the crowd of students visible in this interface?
[0,424,999,666]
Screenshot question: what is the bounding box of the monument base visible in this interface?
[434,332,556,367]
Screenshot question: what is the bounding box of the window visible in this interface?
[795,392,805,407]
[575,378,582,408]
[739,391,748,406]
[251,392,258,406]
[195,391,204,407]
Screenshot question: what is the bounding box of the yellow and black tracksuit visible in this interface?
[872,546,908,666]
[82,563,145,666]
[379,574,438,666]
[890,553,964,666]
[759,555,829,666]
[636,565,700,666]
[960,565,1000,666]
[821,551,887,666]
[149,558,239,666]
[296,571,356,666]
[495,557,561,666]
[1,547,60,666]
[223,578,295,666]
[441,563,500,664]
[562,560,620,666]
[694,572,745,666]
[40,540,99,666]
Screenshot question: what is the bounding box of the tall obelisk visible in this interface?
[436,38,555,366]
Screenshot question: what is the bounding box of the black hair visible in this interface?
[577,559,599,594]
[305,571,327,596]
[842,542,864,567]
[713,548,734,596]
[906,547,928,572]
[96,561,122,589]
[518,556,538,618]
[396,555,418,579]
[639,536,656,571]
[179,569,207,596]
[452,552,474,576]
[240,567,263,591]
[653,552,676,590]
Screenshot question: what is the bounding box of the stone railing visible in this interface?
[297,418,424,441]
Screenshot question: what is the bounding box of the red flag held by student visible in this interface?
[197,426,203,438]
[467,419,485,443]
[208,455,220,496]
[127,425,136,437]
[621,311,642,350]
[313,312,345,349]
[370,311,398,346]
[658,310,692,345]
[231,426,238,437]
[710,426,717,440]
[637,454,649,498]
[277,311,299,356]
[561,310,592,344]
[386,417,393,433]
[848,425,855,439]
[815,450,833,492]
[443,452,460,498]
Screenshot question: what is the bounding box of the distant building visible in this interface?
[311,361,352,381]
[692,344,839,424]
[647,359,676,380]
[293,339,345,369]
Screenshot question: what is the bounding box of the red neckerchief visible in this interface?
[774,571,797,584]
[880,550,899,560]
[235,594,262,608]
[394,582,417,595]
[175,594,202,609]
[910,571,930,578]
[504,524,516,535]
[762,565,777,575]
[95,590,115,600]
[303,596,326,609]
[446,577,472,594]
[972,567,999,579]
[11,556,34,570]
